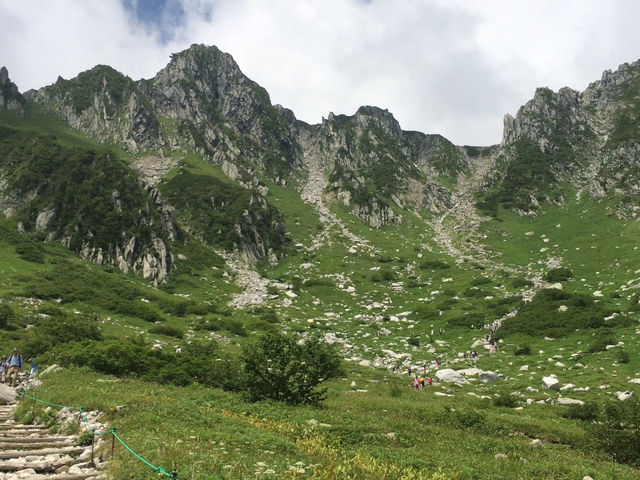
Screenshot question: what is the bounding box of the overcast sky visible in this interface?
[1,0,639,145]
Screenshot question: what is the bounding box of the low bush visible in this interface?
[617,350,630,364]
[588,331,616,353]
[589,398,640,466]
[493,392,518,408]
[15,243,45,263]
[447,312,484,329]
[419,260,449,270]
[149,324,184,339]
[0,303,15,329]
[562,401,599,421]
[543,267,574,282]
[514,344,531,356]
[510,277,534,288]
[498,289,611,338]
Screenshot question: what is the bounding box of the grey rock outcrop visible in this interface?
[493,59,640,217]
[27,66,163,152]
[0,67,26,116]
[0,384,16,405]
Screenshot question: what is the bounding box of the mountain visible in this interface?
[2,46,640,284]
[1,46,640,479]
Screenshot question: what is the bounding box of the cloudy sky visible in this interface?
[1,0,639,145]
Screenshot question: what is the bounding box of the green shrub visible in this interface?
[498,289,610,338]
[456,410,486,428]
[562,401,599,421]
[0,303,15,329]
[15,243,45,263]
[77,432,94,446]
[544,267,574,282]
[21,314,102,356]
[447,312,484,329]
[419,260,449,270]
[493,392,518,408]
[407,337,420,347]
[617,350,630,364]
[589,398,640,466]
[510,277,533,288]
[242,331,342,405]
[149,324,184,339]
[588,333,616,353]
[514,344,531,356]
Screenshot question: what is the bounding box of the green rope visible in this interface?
[113,431,171,476]
[18,391,173,477]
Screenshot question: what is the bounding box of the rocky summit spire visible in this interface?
[0,66,26,116]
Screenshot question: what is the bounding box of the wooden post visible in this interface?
[90,434,95,466]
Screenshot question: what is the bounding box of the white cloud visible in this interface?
[1,0,639,145]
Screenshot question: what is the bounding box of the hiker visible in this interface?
[7,347,23,387]
[427,377,433,386]
[413,376,420,389]
[0,356,7,383]
[419,376,425,388]
[28,357,38,377]
[408,365,412,376]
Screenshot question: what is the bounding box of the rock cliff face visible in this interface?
[25,66,163,152]
[9,43,640,283]
[0,67,26,116]
[26,45,464,229]
[485,59,640,217]
[298,106,464,227]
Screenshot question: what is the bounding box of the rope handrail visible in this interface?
[18,391,176,479]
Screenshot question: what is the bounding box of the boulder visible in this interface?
[617,390,635,401]
[40,364,62,376]
[542,375,560,391]
[457,368,482,377]
[435,368,469,384]
[557,397,584,406]
[0,384,17,404]
[479,371,501,383]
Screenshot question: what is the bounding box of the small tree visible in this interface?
[242,331,341,405]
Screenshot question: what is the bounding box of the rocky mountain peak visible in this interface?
[0,66,26,116]
[354,105,403,138]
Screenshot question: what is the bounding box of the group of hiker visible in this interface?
[412,375,433,389]
[0,347,37,387]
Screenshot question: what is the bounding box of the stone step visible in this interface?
[0,446,85,459]
[0,424,47,430]
[0,436,73,444]
[0,429,50,436]
[0,456,84,473]
[0,440,75,449]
